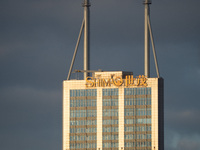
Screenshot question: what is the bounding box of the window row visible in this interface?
[124,126,151,132]
[70,135,97,141]
[103,88,118,96]
[70,120,97,126]
[125,118,151,124]
[124,98,151,106]
[70,88,150,97]
[70,127,97,133]
[70,109,96,118]
[70,143,96,149]
[70,99,96,107]
[70,99,151,107]
[124,141,151,147]
[103,134,118,140]
[103,99,118,106]
[102,142,118,148]
[103,119,118,125]
[103,127,118,132]
[103,109,118,117]
[124,134,151,140]
[124,88,151,95]
[124,108,151,116]
[70,126,151,133]
[70,89,97,97]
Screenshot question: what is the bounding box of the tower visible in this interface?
[63,1,164,150]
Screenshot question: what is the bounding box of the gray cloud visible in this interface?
[0,86,62,150]
[165,130,200,150]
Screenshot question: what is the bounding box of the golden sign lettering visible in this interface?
[85,75,147,87]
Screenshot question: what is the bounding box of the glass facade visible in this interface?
[68,88,152,150]
[70,89,97,150]
[124,87,152,150]
[102,88,119,150]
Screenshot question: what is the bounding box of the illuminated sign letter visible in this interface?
[113,76,123,86]
[102,79,111,87]
[139,75,148,86]
[86,77,94,87]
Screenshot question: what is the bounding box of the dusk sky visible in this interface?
[0,0,200,150]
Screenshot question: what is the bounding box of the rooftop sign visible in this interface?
[86,75,148,87]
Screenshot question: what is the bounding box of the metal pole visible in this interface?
[147,16,160,78]
[67,19,85,80]
[83,0,90,79]
[144,0,151,77]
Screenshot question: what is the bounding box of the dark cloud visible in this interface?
[0,86,62,150]
[0,0,200,150]
[165,130,200,150]
[166,109,200,134]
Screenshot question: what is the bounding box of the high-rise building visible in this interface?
[63,0,164,149]
[63,71,164,150]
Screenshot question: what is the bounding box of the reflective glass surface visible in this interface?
[124,88,152,149]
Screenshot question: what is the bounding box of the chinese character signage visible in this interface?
[86,75,148,87]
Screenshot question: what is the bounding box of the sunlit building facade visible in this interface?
[63,71,164,150]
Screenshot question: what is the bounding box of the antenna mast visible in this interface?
[83,0,90,79]
[143,0,160,78]
[67,0,91,80]
[144,0,151,77]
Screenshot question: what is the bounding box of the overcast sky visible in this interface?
[0,0,200,150]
